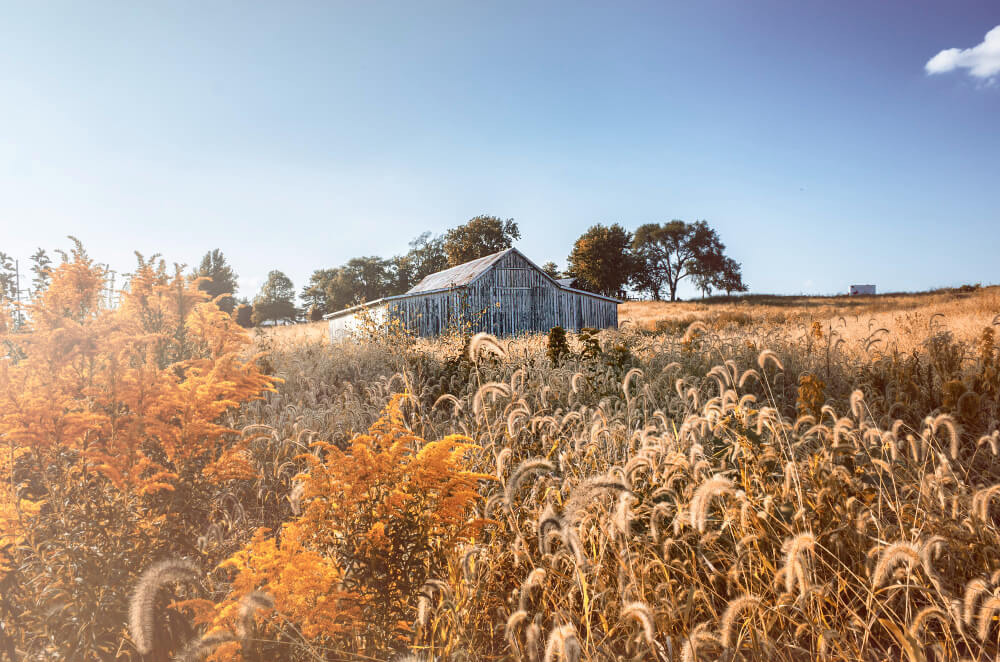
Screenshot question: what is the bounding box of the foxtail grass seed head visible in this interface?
[129,559,201,655]
[544,624,582,662]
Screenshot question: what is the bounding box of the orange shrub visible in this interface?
[0,244,274,659]
[203,395,491,660]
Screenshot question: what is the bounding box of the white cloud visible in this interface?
[926,25,1000,79]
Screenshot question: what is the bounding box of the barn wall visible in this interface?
[386,290,467,337]
[327,303,388,340]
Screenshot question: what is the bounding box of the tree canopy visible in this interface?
[565,223,635,298]
[692,254,748,297]
[0,252,16,304]
[443,215,520,266]
[30,249,52,295]
[192,249,239,313]
[392,232,448,292]
[253,270,296,325]
[632,220,745,301]
[541,261,560,279]
[301,257,395,315]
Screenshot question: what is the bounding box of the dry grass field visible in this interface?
[621,286,1000,354]
[265,286,1000,356]
[6,263,1000,661]
[253,319,330,344]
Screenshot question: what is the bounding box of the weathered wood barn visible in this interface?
[325,248,620,339]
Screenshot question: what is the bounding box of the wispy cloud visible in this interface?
[926,25,1000,80]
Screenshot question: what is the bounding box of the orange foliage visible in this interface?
[208,396,491,659]
[0,245,275,657]
[0,250,274,499]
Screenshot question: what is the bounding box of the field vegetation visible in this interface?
[3,249,1000,661]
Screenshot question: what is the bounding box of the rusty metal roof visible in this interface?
[405,249,510,294]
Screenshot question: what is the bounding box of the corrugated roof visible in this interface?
[405,249,510,294]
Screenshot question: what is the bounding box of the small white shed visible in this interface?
[849,284,876,296]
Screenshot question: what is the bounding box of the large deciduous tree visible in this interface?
[192,249,239,313]
[301,257,395,316]
[715,257,748,296]
[565,223,635,298]
[632,220,745,301]
[443,215,520,266]
[692,255,747,298]
[253,270,297,325]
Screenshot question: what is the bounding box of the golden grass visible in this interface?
[252,319,329,344]
[621,286,1000,355]
[220,291,1000,660]
[100,285,1000,660]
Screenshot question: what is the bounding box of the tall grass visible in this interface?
[7,276,1000,660]
[169,298,1000,660]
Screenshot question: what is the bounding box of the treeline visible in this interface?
[288,216,745,324]
[0,217,746,328]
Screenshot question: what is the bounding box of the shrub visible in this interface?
[796,373,826,418]
[235,303,253,328]
[202,396,491,659]
[546,326,570,365]
[0,246,274,659]
[578,327,602,362]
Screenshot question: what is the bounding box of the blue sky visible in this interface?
[1,1,997,300]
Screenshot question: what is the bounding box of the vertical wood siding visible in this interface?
[329,251,618,338]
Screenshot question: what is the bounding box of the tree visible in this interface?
[565,223,635,298]
[710,256,748,296]
[443,215,520,266]
[30,248,52,295]
[392,232,448,291]
[301,257,394,316]
[632,220,742,301]
[300,268,338,315]
[0,252,15,303]
[235,301,254,328]
[192,249,239,314]
[341,256,394,304]
[690,254,747,298]
[541,261,561,279]
[253,270,296,324]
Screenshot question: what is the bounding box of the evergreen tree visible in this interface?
[192,249,239,313]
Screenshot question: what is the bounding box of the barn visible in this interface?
[325,247,620,339]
